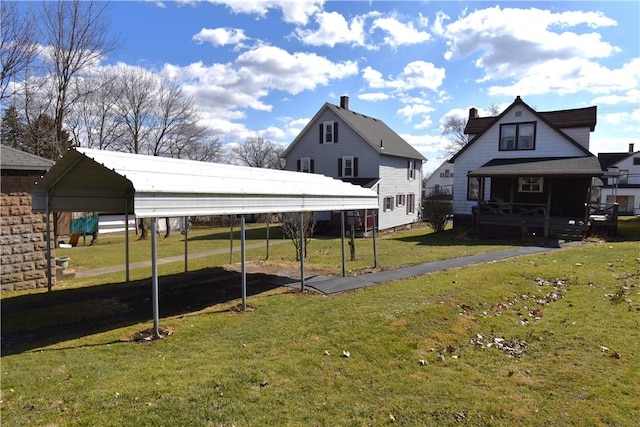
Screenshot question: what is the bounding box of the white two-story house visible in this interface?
[282,96,427,233]
[598,144,640,215]
[449,96,603,239]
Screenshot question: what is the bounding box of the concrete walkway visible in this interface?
[300,242,573,295]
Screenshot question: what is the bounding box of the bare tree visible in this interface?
[441,115,469,156]
[40,0,119,157]
[0,1,39,100]
[279,212,316,261]
[441,104,503,156]
[171,136,226,162]
[115,65,158,154]
[232,137,285,169]
[67,71,124,150]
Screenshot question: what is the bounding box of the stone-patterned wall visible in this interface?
[1,192,55,291]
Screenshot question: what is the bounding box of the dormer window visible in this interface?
[320,121,338,144]
[500,122,535,151]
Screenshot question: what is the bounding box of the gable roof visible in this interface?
[1,144,55,171]
[464,104,597,135]
[451,96,595,162]
[283,101,426,162]
[598,151,639,170]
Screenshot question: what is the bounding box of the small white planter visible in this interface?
[55,256,70,269]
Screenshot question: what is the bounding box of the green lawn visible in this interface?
[1,218,638,425]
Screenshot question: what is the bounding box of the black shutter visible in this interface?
[354,157,358,177]
[338,158,342,177]
[334,122,338,143]
[319,123,323,144]
[296,160,301,172]
[407,160,411,179]
[310,159,315,173]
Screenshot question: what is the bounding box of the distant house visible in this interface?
[423,160,454,199]
[282,96,426,233]
[449,96,603,239]
[1,144,54,193]
[597,144,640,215]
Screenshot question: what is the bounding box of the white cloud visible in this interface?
[201,0,323,25]
[192,27,247,47]
[397,103,434,122]
[436,6,624,96]
[358,92,390,102]
[235,44,359,94]
[294,11,366,47]
[362,61,445,92]
[592,89,640,105]
[370,16,431,48]
[487,57,640,97]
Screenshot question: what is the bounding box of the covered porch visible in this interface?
[469,157,605,240]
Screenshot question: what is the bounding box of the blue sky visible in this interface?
[102,0,639,171]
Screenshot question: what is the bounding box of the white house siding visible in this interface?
[453,108,590,217]
[559,127,591,150]
[423,161,454,198]
[378,155,422,230]
[599,152,640,215]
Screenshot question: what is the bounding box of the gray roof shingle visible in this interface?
[1,145,55,171]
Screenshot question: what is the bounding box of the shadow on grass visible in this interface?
[186,226,284,242]
[393,227,559,248]
[1,267,297,356]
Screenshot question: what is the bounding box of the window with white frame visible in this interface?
[300,157,312,173]
[323,121,335,143]
[342,156,354,177]
[383,196,394,211]
[500,122,536,150]
[518,177,543,193]
[396,194,405,207]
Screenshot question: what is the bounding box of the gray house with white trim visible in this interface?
[282,96,426,233]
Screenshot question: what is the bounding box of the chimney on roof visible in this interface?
[469,107,478,119]
[630,143,635,153]
[340,95,349,110]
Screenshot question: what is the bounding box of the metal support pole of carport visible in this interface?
[299,212,305,292]
[45,191,52,292]
[151,218,160,337]
[241,215,247,311]
[341,211,346,277]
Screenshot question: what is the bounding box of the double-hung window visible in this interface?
[383,196,394,211]
[299,157,313,173]
[396,194,405,207]
[338,156,358,177]
[320,121,338,144]
[500,122,535,150]
[518,177,543,193]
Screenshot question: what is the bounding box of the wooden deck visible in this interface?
[475,202,618,240]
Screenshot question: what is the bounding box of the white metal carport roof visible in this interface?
[31,148,379,217]
[31,148,379,336]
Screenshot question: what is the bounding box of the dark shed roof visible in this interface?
[1,145,55,171]
[464,105,597,135]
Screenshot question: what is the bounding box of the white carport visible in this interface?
[32,148,379,335]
